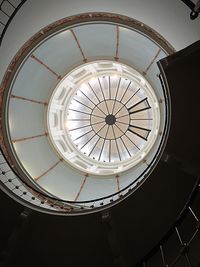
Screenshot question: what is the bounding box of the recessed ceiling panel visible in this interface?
[0,13,173,214]
[72,24,116,59]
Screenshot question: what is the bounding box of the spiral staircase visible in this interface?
[0,1,200,267]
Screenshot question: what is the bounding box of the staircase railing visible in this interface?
[134,42,200,266]
[134,177,200,266]
[0,0,27,45]
[1,3,199,264]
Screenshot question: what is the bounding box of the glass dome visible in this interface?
[48,60,160,175]
[0,13,173,214]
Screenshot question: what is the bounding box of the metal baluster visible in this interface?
[175,226,183,245]
[175,226,192,266]
[188,206,199,244]
[188,206,199,222]
[185,253,192,267]
[0,0,27,46]
[0,6,10,18]
[160,245,168,266]
[6,0,16,9]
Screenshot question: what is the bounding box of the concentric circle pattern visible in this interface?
[90,100,129,139]
[68,76,151,160]
[48,61,160,175]
[0,14,172,212]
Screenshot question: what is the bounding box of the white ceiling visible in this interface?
[6,21,168,203]
[1,0,200,207]
[0,0,200,84]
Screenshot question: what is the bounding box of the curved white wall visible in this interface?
[0,0,200,83]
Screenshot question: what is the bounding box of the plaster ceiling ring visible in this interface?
[47,60,160,176]
[0,13,173,214]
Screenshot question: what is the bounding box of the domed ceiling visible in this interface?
[0,13,174,214]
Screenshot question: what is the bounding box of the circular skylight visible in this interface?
[0,12,173,214]
[47,60,160,175]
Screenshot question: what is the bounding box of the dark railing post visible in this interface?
[0,0,27,46]
[188,206,199,223]
[160,245,168,266]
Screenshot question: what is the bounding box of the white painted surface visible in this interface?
[34,30,83,76]
[6,21,167,202]
[73,24,116,59]
[13,137,59,178]
[9,100,45,139]
[118,27,159,72]
[1,0,200,205]
[0,0,200,83]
